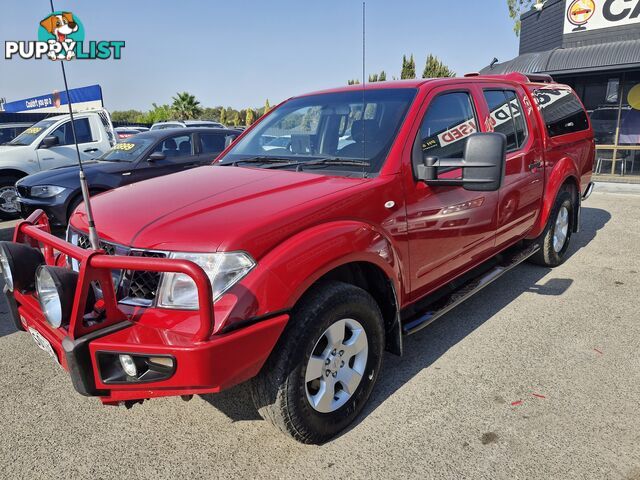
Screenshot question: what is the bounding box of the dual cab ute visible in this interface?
[1,73,594,444]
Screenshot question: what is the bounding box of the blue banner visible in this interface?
[2,84,103,113]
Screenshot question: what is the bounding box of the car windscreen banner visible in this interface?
[1,84,103,113]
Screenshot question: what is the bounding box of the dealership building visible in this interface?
[482,0,640,180]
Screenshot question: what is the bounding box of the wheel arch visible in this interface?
[256,220,406,355]
[0,168,30,181]
[528,157,581,239]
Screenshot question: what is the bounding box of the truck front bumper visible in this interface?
[7,288,288,403]
[3,209,289,404]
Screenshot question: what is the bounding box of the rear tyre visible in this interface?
[529,189,574,267]
[250,281,385,444]
[0,176,21,221]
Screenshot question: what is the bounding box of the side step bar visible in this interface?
[402,243,540,336]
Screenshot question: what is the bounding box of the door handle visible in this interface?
[84,148,99,153]
[528,161,543,171]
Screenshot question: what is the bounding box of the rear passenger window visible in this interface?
[199,133,228,154]
[534,89,589,137]
[419,92,477,160]
[483,89,528,151]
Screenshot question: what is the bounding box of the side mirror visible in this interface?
[41,136,60,148]
[416,133,506,192]
[147,151,166,162]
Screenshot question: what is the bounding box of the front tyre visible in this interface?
[250,281,384,444]
[0,176,21,221]
[529,189,574,267]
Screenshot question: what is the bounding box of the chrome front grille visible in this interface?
[70,230,166,305]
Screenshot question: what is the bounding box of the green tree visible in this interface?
[141,103,173,123]
[171,91,203,120]
[219,107,227,125]
[347,79,361,85]
[246,108,255,126]
[401,54,416,79]
[507,0,537,36]
[368,73,379,83]
[232,110,241,127]
[201,107,221,122]
[422,54,456,78]
[111,110,143,123]
[379,70,387,81]
[264,99,271,113]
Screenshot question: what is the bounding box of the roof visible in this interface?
[134,127,240,139]
[298,79,436,98]
[480,39,640,76]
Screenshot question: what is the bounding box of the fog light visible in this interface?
[35,266,78,328]
[0,241,45,292]
[119,354,137,377]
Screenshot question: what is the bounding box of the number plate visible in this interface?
[28,327,59,364]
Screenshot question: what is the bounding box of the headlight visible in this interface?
[157,252,255,309]
[30,185,67,198]
[35,266,78,328]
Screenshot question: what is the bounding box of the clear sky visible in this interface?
[0,0,520,111]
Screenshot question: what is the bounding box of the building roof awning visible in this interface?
[481,39,640,76]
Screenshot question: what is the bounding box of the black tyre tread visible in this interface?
[0,175,21,220]
[529,187,573,267]
[250,281,383,444]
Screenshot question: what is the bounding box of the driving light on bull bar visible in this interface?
[157,252,255,309]
[0,241,45,292]
[35,266,78,328]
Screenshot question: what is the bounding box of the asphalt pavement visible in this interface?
[0,190,638,479]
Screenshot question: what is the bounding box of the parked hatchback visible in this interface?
[16,127,240,226]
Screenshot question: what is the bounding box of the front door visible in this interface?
[35,118,99,170]
[403,86,500,300]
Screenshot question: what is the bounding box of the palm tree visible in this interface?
[171,92,203,120]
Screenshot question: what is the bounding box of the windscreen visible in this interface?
[98,137,155,162]
[220,88,417,175]
[6,119,57,145]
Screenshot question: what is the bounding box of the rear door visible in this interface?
[197,131,238,163]
[479,84,544,249]
[403,84,500,300]
[132,133,199,182]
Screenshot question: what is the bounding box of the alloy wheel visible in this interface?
[553,205,569,253]
[0,186,19,214]
[305,318,369,413]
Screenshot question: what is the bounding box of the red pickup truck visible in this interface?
[2,72,594,444]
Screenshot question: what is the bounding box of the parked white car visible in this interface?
[0,110,115,219]
[150,120,225,130]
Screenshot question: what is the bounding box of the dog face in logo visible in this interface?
[40,12,78,60]
[40,12,78,42]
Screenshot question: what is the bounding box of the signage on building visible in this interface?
[564,0,640,34]
[1,84,103,113]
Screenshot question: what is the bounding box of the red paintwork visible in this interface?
[11,74,593,405]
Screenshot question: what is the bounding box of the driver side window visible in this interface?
[419,92,478,161]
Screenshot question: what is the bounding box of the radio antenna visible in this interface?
[48,0,100,250]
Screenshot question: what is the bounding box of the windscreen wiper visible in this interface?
[263,157,370,171]
[225,156,294,167]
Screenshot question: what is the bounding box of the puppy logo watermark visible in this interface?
[5,11,125,60]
